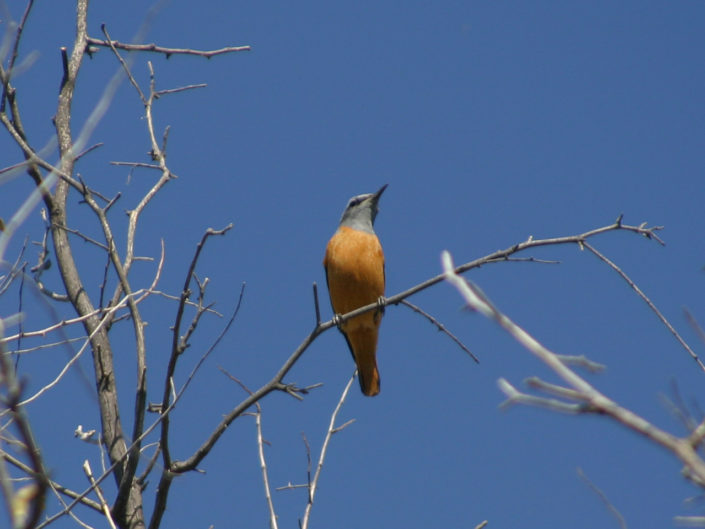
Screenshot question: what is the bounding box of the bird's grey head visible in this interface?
[338,184,388,234]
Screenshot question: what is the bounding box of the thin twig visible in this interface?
[400,299,478,362]
[36,374,183,529]
[498,378,588,414]
[0,317,48,529]
[101,24,146,104]
[109,161,162,170]
[160,225,234,466]
[583,241,703,373]
[82,460,117,529]
[577,467,628,529]
[85,36,251,58]
[684,309,705,347]
[155,83,206,97]
[0,0,36,113]
[150,281,245,529]
[300,373,356,529]
[52,223,109,250]
[219,370,278,529]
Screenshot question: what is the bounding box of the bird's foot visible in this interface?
[332,313,343,327]
[375,296,386,316]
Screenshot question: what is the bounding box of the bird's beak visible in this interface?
[373,184,388,202]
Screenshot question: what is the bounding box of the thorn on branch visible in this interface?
[59,47,69,88]
[331,418,356,434]
[162,125,170,155]
[555,354,605,373]
[85,44,100,58]
[74,142,104,161]
[312,282,321,325]
[104,192,121,214]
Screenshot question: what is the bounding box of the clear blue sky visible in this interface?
[1,1,704,527]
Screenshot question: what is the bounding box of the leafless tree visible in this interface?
[1,2,701,529]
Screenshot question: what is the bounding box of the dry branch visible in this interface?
[85,37,251,58]
[441,250,705,487]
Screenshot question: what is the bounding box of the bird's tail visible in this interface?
[357,354,380,396]
[346,327,381,397]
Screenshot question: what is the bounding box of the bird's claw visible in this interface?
[374,296,386,319]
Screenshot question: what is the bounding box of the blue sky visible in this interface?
[1,1,704,527]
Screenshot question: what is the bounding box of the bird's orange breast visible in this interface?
[323,226,385,319]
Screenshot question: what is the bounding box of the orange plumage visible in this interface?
[324,186,387,396]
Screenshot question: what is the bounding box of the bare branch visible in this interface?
[582,241,703,373]
[577,467,628,529]
[155,84,207,97]
[159,224,234,467]
[0,0,37,113]
[36,376,183,529]
[443,250,705,486]
[685,309,705,347]
[101,24,146,104]
[674,515,705,527]
[555,354,606,373]
[166,219,663,484]
[149,280,244,529]
[0,318,48,529]
[400,299,478,363]
[52,223,109,250]
[220,370,278,529]
[300,373,356,529]
[82,460,117,529]
[498,378,587,414]
[109,161,162,170]
[15,290,144,408]
[85,36,251,58]
[327,219,666,332]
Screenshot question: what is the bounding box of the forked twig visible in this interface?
[219,369,278,529]
[300,373,356,529]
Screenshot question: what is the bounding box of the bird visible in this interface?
[323,184,387,396]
